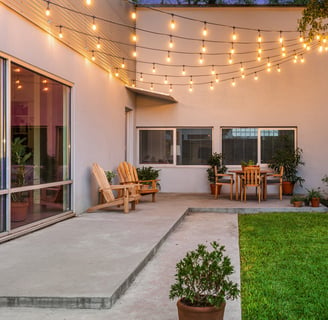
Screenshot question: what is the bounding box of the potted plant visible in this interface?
[241,159,256,170]
[169,241,239,320]
[306,188,322,207]
[105,170,116,184]
[321,175,328,207]
[136,166,160,189]
[207,153,227,195]
[11,137,32,222]
[290,195,304,207]
[268,147,305,195]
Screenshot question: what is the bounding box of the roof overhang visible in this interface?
[125,86,177,103]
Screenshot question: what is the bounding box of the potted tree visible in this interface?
[105,170,116,184]
[268,147,305,195]
[306,188,322,207]
[11,137,32,222]
[169,241,239,320]
[290,195,305,207]
[136,166,160,189]
[207,153,227,195]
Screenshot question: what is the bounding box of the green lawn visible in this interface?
[239,213,328,320]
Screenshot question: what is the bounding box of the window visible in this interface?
[222,127,296,165]
[10,62,71,229]
[0,58,5,232]
[139,128,212,165]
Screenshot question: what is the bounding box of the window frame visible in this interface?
[137,127,213,167]
[221,126,297,166]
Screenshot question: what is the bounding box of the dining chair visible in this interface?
[214,166,234,200]
[266,166,284,200]
[240,166,262,203]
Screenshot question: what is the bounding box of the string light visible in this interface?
[92,16,97,31]
[166,51,171,62]
[293,52,298,63]
[230,42,235,54]
[300,55,305,63]
[202,22,208,37]
[91,50,95,61]
[121,58,125,68]
[45,1,50,16]
[132,30,137,42]
[152,63,156,73]
[299,32,304,43]
[228,53,233,64]
[254,72,259,80]
[131,9,137,20]
[86,0,91,5]
[210,81,214,90]
[240,62,244,72]
[279,31,283,43]
[140,72,143,81]
[164,75,168,84]
[115,68,119,77]
[132,50,137,57]
[211,65,215,75]
[231,78,236,87]
[199,53,204,64]
[169,84,173,92]
[150,82,154,90]
[132,80,136,87]
[96,37,101,49]
[257,53,261,61]
[189,76,193,84]
[277,64,281,72]
[241,72,245,79]
[189,84,193,92]
[170,14,176,30]
[58,25,63,38]
[257,43,262,54]
[182,65,186,75]
[257,30,262,43]
[232,26,237,41]
[215,74,219,83]
[169,35,174,48]
[201,40,206,52]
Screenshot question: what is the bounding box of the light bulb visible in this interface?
[240,63,244,72]
[169,35,174,48]
[182,65,186,75]
[211,65,215,75]
[279,31,283,44]
[59,26,63,38]
[131,10,136,20]
[299,33,304,43]
[115,68,119,77]
[277,65,281,72]
[232,26,237,41]
[189,76,193,85]
[189,84,193,92]
[169,84,173,93]
[96,37,101,49]
[121,59,125,68]
[166,51,171,62]
[215,74,219,83]
[140,73,143,81]
[86,0,91,5]
[210,82,214,90]
[254,73,258,81]
[152,63,156,73]
[231,78,236,87]
[241,72,245,79]
[300,55,305,63]
[45,1,50,16]
[132,80,136,87]
[132,50,137,57]
[202,40,206,52]
[257,30,262,43]
[150,83,154,90]
[91,51,95,61]
[228,53,233,64]
[199,53,204,64]
[92,17,97,31]
[257,54,261,61]
[202,22,207,37]
[230,43,235,54]
[170,15,175,30]
[164,75,168,84]
[258,44,262,54]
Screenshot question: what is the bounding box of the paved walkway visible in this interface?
[0,193,326,319]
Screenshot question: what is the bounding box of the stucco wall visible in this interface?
[0,4,135,213]
[135,7,328,194]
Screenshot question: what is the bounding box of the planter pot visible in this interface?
[282,181,294,195]
[310,197,320,207]
[292,201,303,207]
[210,184,222,195]
[177,299,226,320]
[11,201,29,222]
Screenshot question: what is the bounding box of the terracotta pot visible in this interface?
[311,197,320,207]
[177,299,226,320]
[210,184,222,195]
[282,181,294,195]
[293,201,303,207]
[11,202,29,222]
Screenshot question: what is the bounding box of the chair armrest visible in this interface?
[110,184,138,190]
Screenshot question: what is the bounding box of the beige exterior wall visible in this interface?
[0,4,135,213]
[135,7,328,194]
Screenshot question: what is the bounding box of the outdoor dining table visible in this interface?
[229,168,273,201]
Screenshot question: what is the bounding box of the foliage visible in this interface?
[105,170,116,184]
[298,0,328,40]
[322,174,328,187]
[207,152,227,183]
[239,213,328,320]
[169,241,240,308]
[241,159,256,166]
[268,147,304,186]
[136,166,160,187]
[306,187,323,200]
[289,194,305,203]
[11,137,32,202]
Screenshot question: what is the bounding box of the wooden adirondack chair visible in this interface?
[117,161,159,202]
[87,163,140,213]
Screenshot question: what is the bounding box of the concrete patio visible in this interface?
[0,193,326,319]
